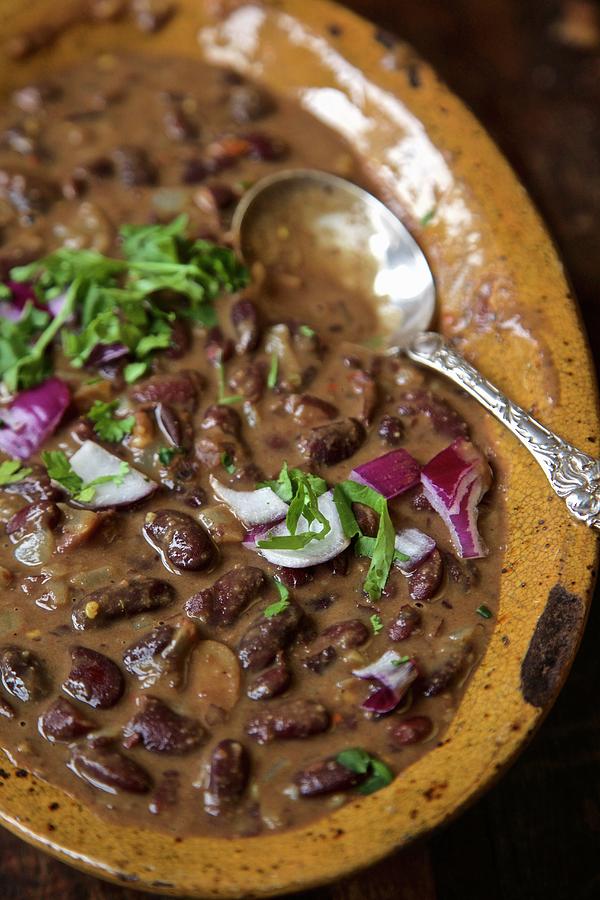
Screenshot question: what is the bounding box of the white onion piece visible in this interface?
[246,490,349,568]
[69,440,156,508]
[209,476,289,527]
[393,528,436,574]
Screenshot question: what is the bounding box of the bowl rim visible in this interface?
[0,0,598,896]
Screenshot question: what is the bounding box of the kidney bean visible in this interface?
[181,158,210,185]
[123,696,206,754]
[39,697,95,742]
[72,577,176,630]
[304,645,337,674]
[285,394,338,427]
[294,758,364,797]
[149,769,180,815]
[205,327,234,367]
[247,653,291,700]
[388,604,422,641]
[163,319,190,359]
[321,619,370,650]
[131,370,202,409]
[229,84,274,123]
[6,500,61,537]
[307,594,336,612]
[201,404,242,436]
[352,502,380,538]
[0,166,60,215]
[162,95,197,142]
[422,647,472,697]
[408,549,443,602]
[237,601,304,671]
[228,361,266,403]
[63,646,124,710]
[155,404,183,447]
[442,551,480,590]
[241,132,288,162]
[1,465,58,504]
[194,183,237,213]
[204,739,250,816]
[298,418,365,466]
[329,549,350,577]
[186,566,266,628]
[0,697,14,718]
[246,699,330,743]
[397,390,469,439]
[0,646,50,702]
[231,298,261,354]
[378,414,405,446]
[144,509,217,572]
[69,738,152,794]
[111,145,156,186]
[274,566,313,589]
[123,619,197,689]
[388,715,433,747]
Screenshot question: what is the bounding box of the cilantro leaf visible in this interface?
[87,400,135,443]
[42,449,129,502]
[264,577,291,617]
[370,613,383,634]
[267,353,278,389]
[334,481,396,601]
[336,748,394,796]
[257,464,330,551]
[0,459,33,486]
[220,450,237,474]
[216,359,243,406]
[159,447,178,466]
[124,361,149,384]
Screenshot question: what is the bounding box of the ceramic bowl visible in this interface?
[0,1,597,896]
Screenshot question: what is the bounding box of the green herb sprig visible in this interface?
[336,748,394,796]
[42,449,129,503]
[263,578,291,618]
[257,462,330,551]
[87,400,135,443]
[0,459,33,486]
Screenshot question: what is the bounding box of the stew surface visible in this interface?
[0,46,504,838]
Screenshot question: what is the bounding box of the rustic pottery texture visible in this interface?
[0,0,597,896]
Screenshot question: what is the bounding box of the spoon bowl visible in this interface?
[232,169,435,346]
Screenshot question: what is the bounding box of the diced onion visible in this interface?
[209,476,289,527]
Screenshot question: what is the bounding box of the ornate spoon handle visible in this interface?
[407,331,600,530]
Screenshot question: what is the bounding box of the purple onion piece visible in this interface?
[353,651,418,714]
[350,448,421,499]
[394,528,436,574]
[0,281,46,321]
[421,439,492,559]
[85,342,130,368]
[0,377,70,459]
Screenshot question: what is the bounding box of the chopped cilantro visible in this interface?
[158,447,178,466]
[334,480,396,601]
[0,459,32,486]
[476,604,493,619]
[420,207,437,227]
[257,462,330,551]
[264,581,290,618]
[42,449,129,503]
[6,215,248,392]
[87,400,135,443]
[298,324,315,338]
[370,613,383,634]
[392,655,410,666]
[336,747,394,796]
[216,359,243,406]
[220,450,236,474]
[267,352,278,389]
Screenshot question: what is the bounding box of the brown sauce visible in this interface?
[0,51,504,838]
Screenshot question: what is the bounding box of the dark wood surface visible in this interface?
[1,1,599,897]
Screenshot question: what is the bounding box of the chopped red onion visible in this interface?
[353,650,418,714]
[244,490,349,568]
[0,377,70,459]
[0,281,44,321]
[85,342,130,369]
[69,440,157,509]
[394,528,436,574]
[350,448,420,499]
[421,438,491,559]
[209,475,289,527]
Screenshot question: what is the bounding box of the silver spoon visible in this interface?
[233,169,600,531]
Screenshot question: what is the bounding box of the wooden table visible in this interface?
[2,1,599,897]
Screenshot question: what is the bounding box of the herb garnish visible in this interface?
[336,748,394,796]
[267,353,278,389]
[0,459,33,486]
[419,207,437,227]
[257,462,330,551]
[42,449,129,503]
[264,578,290,618]
[392,655,410,666]
[333,481,396,601]
[158,447,178,466]
[370,613,383,635]
[476,604,493,619]
[216,359,244,406]
[87,400,135,443]
[220,450,237,474]
[298,324,315,338]
[5,215,248,392]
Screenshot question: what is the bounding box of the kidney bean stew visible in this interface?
[0,42,503,838]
